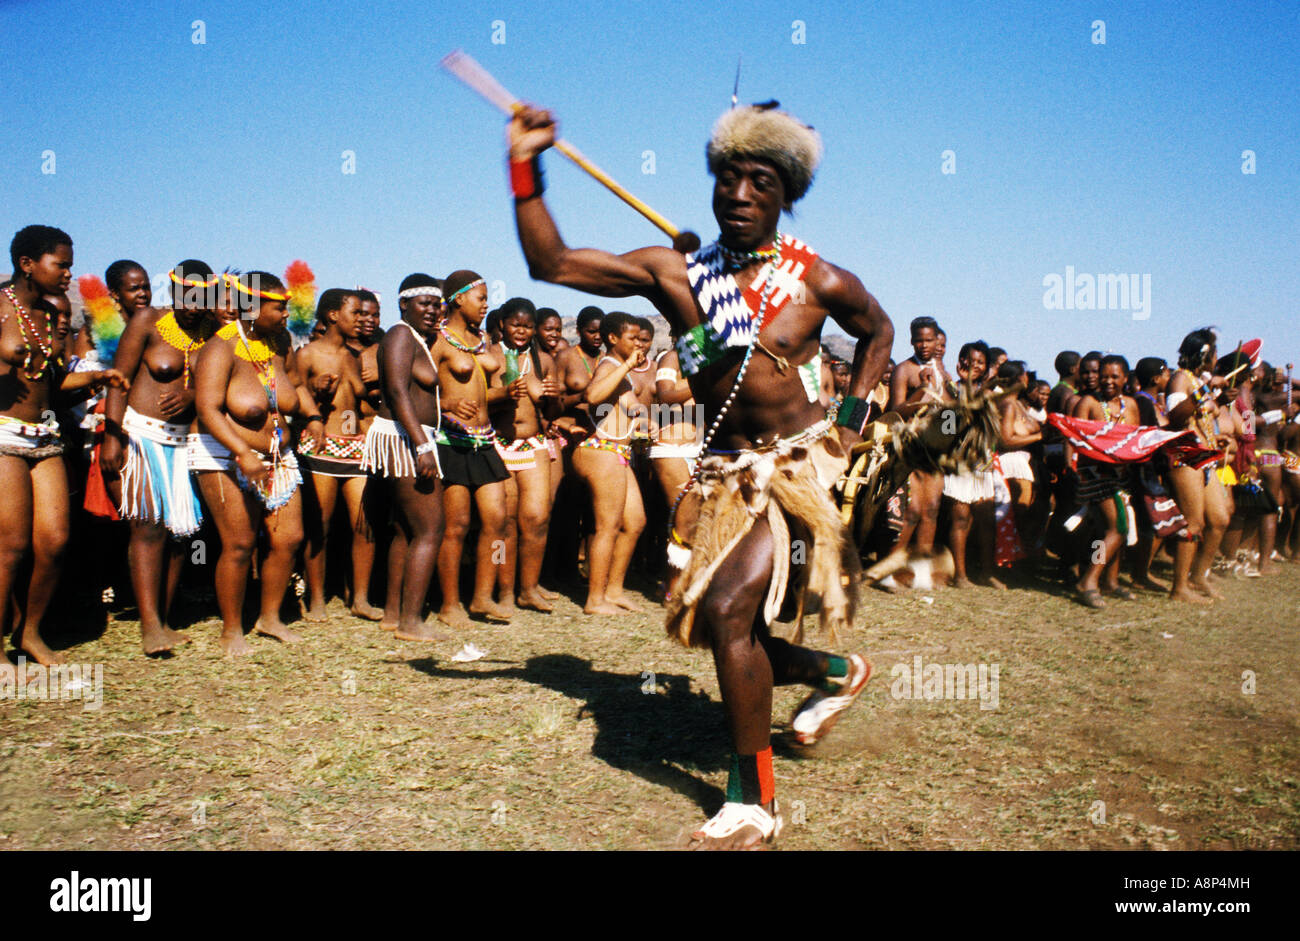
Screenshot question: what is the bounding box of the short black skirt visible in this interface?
[438,441,508,488]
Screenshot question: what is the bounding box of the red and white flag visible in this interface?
[1047,414,1221,469]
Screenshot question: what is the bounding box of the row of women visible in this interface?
[880,315,1300,608]
[0,224,731,669]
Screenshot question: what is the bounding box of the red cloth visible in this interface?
[83,440,120,520]
[1047,413,1221,470]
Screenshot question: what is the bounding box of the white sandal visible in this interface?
[791,654,874,746]
[691,800,784,846]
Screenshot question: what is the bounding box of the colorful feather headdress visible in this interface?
[78,274,125,365]
[284,260,316,341]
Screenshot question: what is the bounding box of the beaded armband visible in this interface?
[510,156,545,200]
[836,395,871,434]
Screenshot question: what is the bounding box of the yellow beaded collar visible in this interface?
[156,311,210,386]
[217,321,275,365]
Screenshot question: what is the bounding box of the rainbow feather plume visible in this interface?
[78,274,125,365]
[284,260,316,341]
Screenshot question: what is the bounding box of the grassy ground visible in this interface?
[2,558,1297,851]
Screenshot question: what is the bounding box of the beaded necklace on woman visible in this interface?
[440,321,491,395]
[2,284,56,380]
[1099,394,1128,423]
[155,310,211,387]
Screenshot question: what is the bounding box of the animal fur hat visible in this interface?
[706,102,823,208]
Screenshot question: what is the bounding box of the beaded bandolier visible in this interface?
[667,233,817,539]
[675,233,818,376]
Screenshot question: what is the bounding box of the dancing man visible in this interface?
[506,100,893,847]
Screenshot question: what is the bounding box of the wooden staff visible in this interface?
[440,50,700,253]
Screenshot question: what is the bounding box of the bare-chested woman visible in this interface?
[1,226,127,672]
[101,260,215,655]
[1070,355,1140,608]
[191,271,309,655]
[1243,362,1288,575]
[432,270,511,628]
[533,307,569,503]
[296,289,383,621]
[361,273,445,641]
[550,307,603,485]
[574,311,648,614]
[489,297,562,612]
[541,306,604,584]
[1164,329,1233,602]
[996,360,1043,555]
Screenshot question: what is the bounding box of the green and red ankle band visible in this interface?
[727,747,775,805]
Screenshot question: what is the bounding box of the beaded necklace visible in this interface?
[668,242,785,543]
[718,237,781,270]
[1099,395,1127,422]
[156,311,209,387]
[2,284,55,380]
[440,323,488,355]
[441,323,491,395]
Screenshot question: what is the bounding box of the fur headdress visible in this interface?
[706,102,823,208]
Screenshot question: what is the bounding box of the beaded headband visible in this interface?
[169,270,219,288]
[445,278,485,303]
[224,273,289,302]
[399,286,443,300]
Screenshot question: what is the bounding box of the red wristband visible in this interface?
[509,156,544,200]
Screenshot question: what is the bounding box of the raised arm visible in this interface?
[586,353,642,406]
[509,106,683,303]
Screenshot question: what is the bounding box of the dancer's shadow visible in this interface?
[411,653,729,814]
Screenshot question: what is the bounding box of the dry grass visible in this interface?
[2,560,1297,850]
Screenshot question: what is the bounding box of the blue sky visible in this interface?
[3,0,1296,375]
